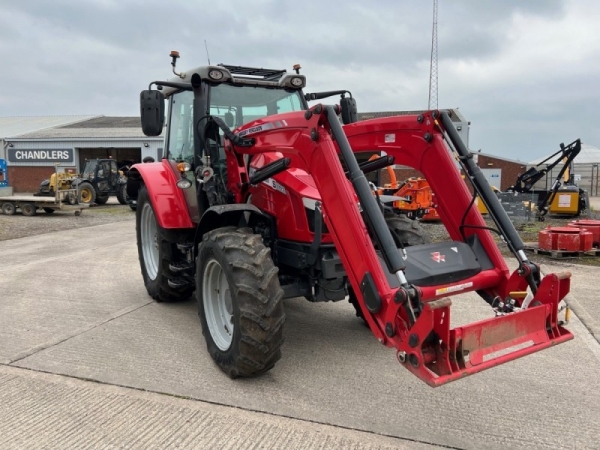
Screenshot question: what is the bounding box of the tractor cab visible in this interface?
[81,159,121,194]
[135,54,357,222]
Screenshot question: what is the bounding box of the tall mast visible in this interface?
[428,0,439,110]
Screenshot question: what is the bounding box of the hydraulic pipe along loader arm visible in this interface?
[220,106,573,386]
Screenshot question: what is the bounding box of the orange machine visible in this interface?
[377,160,440,221]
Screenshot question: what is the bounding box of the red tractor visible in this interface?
[127,53,573,386]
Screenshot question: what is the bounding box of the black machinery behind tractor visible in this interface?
[36,158,128,205]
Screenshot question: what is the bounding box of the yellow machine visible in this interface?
[45,172,77,195]
[548,185,581,215]
[507,139,587,220]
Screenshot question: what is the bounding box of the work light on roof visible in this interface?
[208,70,224,81]
[290,77,303,87]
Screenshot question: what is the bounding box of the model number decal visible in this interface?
[435,282,473,296]
[262,177,287,194]
[238,122,276,137]
[237,119,288,138]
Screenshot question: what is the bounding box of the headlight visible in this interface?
[176,178,192,189]
[208,70,224,81]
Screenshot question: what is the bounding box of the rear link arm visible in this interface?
[345,155,395,178]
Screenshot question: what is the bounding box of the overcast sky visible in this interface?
[1,0,599,161]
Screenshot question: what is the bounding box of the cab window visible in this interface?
[166,90,194,164]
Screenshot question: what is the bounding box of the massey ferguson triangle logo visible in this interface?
[431,252,445,263]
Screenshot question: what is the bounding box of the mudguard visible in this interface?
[198,204,273,239]
[128,160,194,229]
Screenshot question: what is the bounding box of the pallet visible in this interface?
[524,244,600,259]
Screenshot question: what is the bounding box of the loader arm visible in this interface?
[224,106,572,387]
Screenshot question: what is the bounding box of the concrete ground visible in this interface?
[1,221,600,449]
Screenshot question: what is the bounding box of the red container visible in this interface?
[568,219,600,245]
[538,226,593,252]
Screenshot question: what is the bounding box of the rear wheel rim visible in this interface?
[140,202,159,280]
[203,259,234,351]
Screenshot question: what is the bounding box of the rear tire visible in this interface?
[2,203,15,215]
[116,184,127,205]
[95,195,109,205]
[78,182,96,204]
[197,227,285,378]
[136,186,194,302]
[21,203,37,216]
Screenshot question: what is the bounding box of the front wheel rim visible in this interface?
[140,202,159,280]
[81,188,92,202]
[203,259,234,351]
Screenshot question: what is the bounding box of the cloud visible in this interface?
[1,0,599,160]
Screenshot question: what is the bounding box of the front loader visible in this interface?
[128,53,572,387]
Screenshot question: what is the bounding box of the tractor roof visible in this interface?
[159,64,306,97]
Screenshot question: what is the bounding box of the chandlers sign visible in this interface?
[8,148,74,163]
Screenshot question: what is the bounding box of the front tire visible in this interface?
[386,214,431,247]
[78,181,96,204]
[197,227,285,378]
[349,214,430,322]
[136,186,194,302]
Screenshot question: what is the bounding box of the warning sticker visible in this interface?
[558,194,571,208]
[435,282,473,296]
[384,134,396,143]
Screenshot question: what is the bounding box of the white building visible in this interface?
[1,116,162,192]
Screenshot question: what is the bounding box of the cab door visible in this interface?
[96,160,112,195]
[165,90,200,222]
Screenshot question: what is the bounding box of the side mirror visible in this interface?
[340,97,357,124]
[140,90,165,136]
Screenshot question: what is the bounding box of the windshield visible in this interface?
[82,160,97,178]
[166,84,305,164]
[209,84,304,129]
